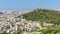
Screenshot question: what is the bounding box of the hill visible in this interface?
[23,8,60,24]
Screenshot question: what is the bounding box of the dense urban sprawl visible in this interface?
[0,10,60,34]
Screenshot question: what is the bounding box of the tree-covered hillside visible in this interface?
[23,8,60,24]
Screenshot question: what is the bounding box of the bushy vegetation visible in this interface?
[40,26,60,34]
[23,8,60,24]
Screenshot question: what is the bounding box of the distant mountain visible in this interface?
[23,8,60,24]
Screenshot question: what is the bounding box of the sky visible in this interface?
[0,0,60,11]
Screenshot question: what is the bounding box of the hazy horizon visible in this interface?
[0,0,60,11]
